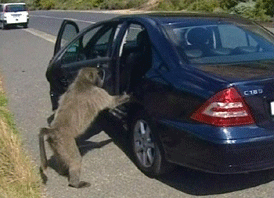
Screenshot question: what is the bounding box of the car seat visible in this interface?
[185,27,211,58]
[120,30,152,92]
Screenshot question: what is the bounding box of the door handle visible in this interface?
[97,69,106,87]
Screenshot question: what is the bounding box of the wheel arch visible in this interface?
[128,104,175,176]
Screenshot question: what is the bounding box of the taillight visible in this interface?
[191,87,255,127]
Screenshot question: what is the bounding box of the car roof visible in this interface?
[0,3,26,5]
[115,12,253,25]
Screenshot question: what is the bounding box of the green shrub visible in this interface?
[231,0,271,21]
[126,0,147,9]
[32,0,42,9]
[39,0,56,10]
[256,0,274,16]
[156,0,197,11]
[100,0,147,9]
[26,0,274,22]
[219,0,245,10]
[187,0,220,12]
[156,0,178,11]
[100,0,127,9]
[232,0,256,17]
[91,0,104,8]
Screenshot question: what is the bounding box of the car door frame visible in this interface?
[110,20,153,95]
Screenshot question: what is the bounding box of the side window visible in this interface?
[120,24,144,56]
[126,24,143,41]
[248,34,258,46]
[119,23,152,92]
[61,24,116,64]
[218,25,258,48]
[85,27,113,59]
[60,24,79,50]
[0,5,3,12]
[82,26,101,48]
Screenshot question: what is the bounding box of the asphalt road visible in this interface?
[1,10,274,198]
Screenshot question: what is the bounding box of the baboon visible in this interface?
[39,67,130,188]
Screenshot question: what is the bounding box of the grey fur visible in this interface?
[39,67,130,188]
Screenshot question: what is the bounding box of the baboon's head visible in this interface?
[77,67,104,87]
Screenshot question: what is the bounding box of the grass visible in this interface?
[0,77,43,198]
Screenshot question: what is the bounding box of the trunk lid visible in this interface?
[198,61,274,128]
[234,78,274,129]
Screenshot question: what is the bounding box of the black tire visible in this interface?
[1,22,7,30]
[23,23,28,28]
[130,110,174,177]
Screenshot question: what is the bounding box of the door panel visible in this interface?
[47,22,122,110]
[57,23,117,89]
[59,57,111,87]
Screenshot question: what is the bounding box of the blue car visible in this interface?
[46,12,274,177]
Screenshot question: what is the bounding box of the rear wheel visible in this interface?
[130,111,174,177]
[1,22,7,30]
[23,23,28,28]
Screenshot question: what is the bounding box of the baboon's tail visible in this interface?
[39,128,49,170]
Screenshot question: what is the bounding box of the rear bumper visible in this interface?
[157,120,274,174]
[4,18,28,25]
[5,20,28,25]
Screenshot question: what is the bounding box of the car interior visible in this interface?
[172,24,274,65]
[119,27,152,93]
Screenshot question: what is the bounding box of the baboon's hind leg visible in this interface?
[63,138,91,188]
[54,156,69,176]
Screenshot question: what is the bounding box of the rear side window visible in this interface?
[5,4,27,12]
[218,25,257,49]
[165,20,274,65]
[119,24,144,56]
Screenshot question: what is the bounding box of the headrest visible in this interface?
[187,27,210,46]
[137,30,150,47]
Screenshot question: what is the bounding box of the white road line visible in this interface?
[23,28,56,43]
[24,15,95,43]
[30,14,95,24]
[23,14,96,43]
[267,27,274,33]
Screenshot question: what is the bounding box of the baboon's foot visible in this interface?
[47,113,55,125]
[69,181,91,188]
[58,167,69,176]
[68,168,90,188]
[39,167,48,184]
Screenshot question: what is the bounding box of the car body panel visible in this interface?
[46,12,274,174]
[157,119,274,173]
[0,3,29,26]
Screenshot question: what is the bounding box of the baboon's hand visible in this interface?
[118,93,130,104]
[110,93,130,109]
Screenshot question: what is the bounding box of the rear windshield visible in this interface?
[163,18,274,65]
[5,4,27,12]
